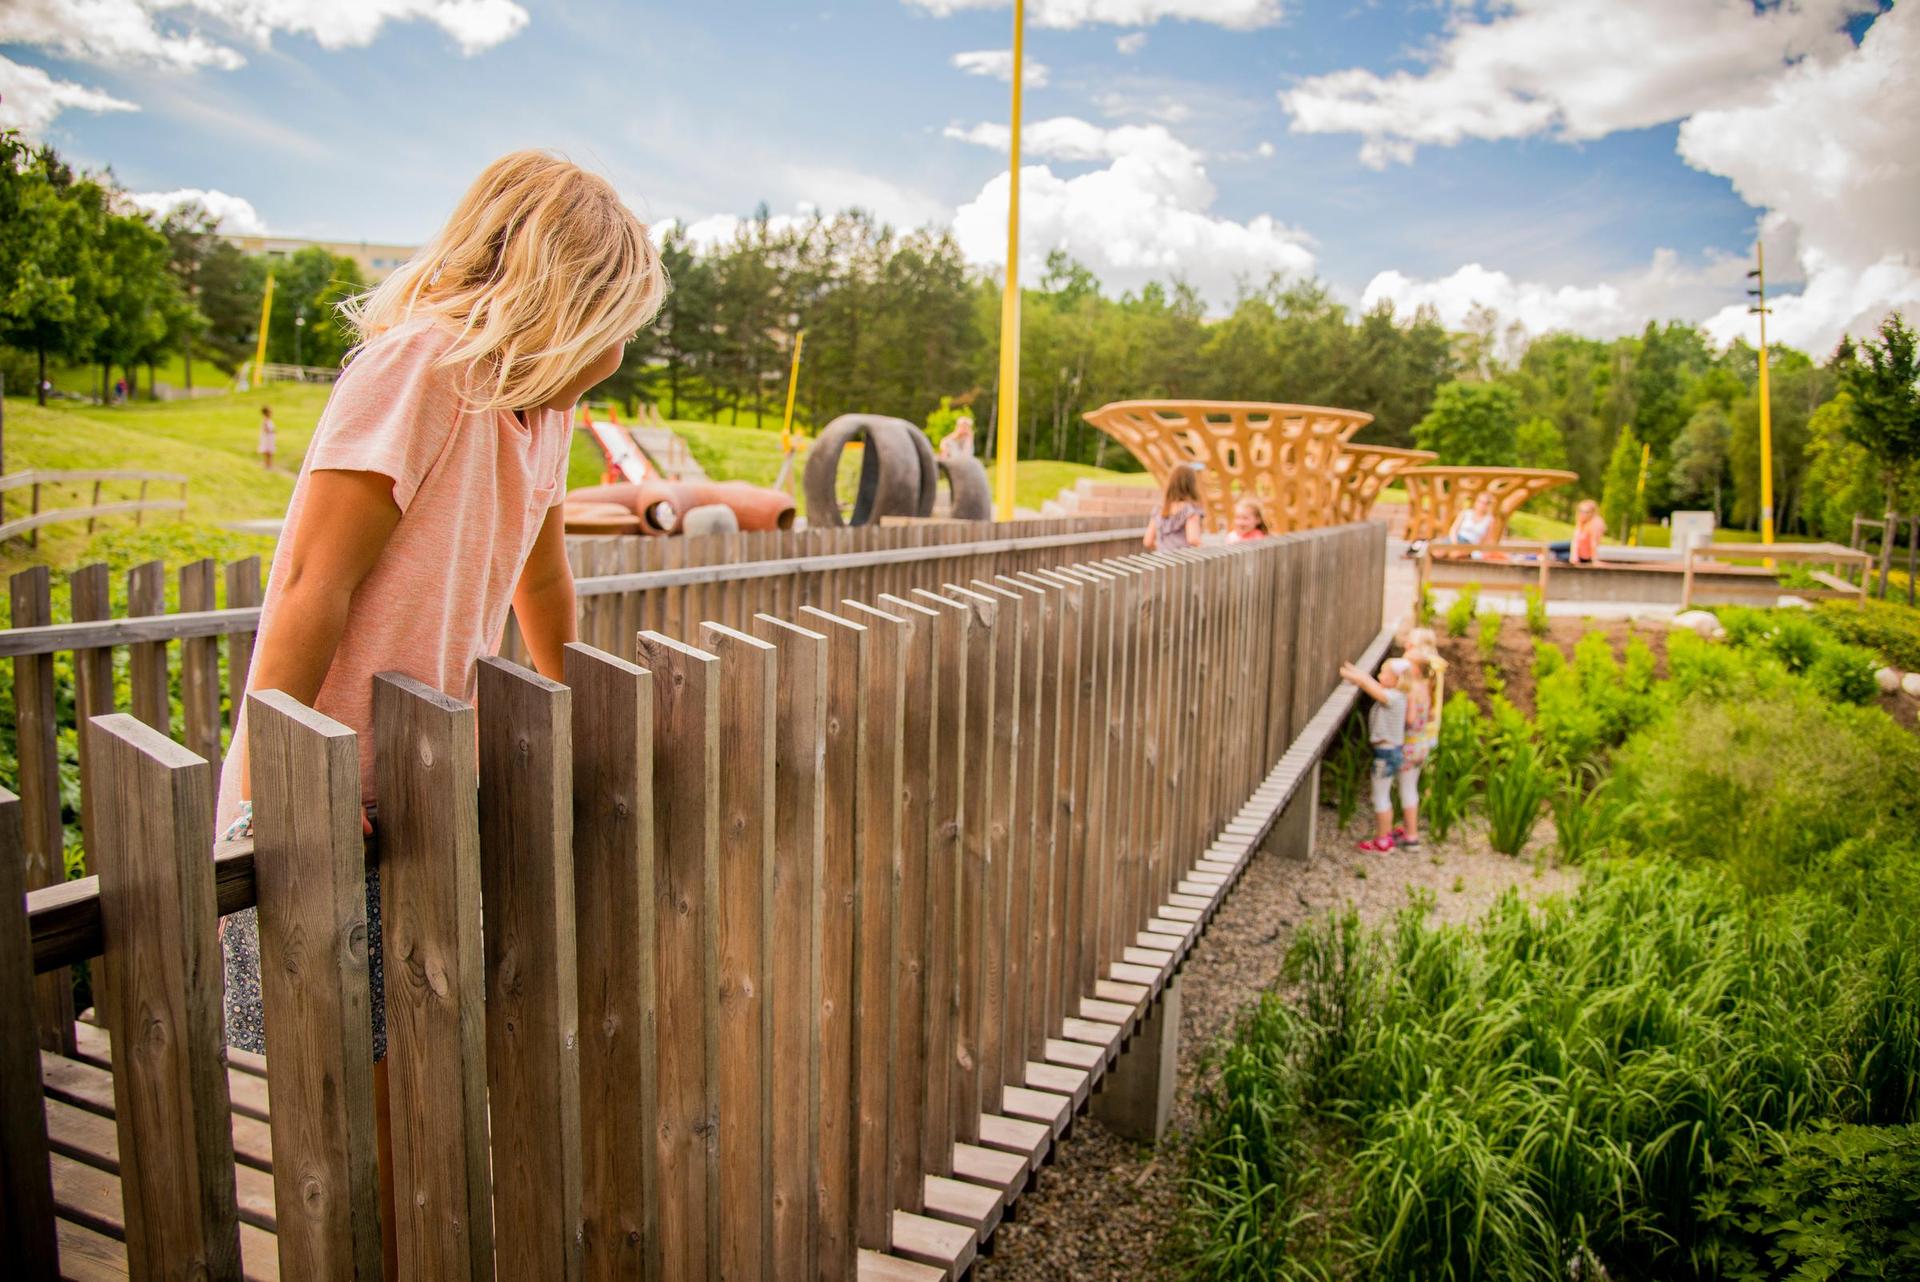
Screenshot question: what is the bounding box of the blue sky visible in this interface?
[4,1,1913,351]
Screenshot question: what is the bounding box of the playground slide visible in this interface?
[578,405,652,483]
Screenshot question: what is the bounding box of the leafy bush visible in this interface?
[1415,582,1435,628]
[1420,693,1482,841]
[1445,583,1480,637]
[1811,640,1883,705]
[1186,857,1920,1281]
[1530,639,1564,679]
[1524,585,1549,637]
[1483,740,1553,854]
[1765,611,1826,673]
[1326,715,1373,830]
[1474,609,1502,661]
[1614,685,1920,891]
[1814,598,1920,670]
[1697,1123,1920,1282]
[1550,769,1623,865]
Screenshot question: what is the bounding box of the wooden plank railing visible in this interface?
[0,470,190,547]
[4,521,1386,1280]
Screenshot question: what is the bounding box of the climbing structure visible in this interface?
[1083,400,1412,533]
[1399,465,1580,543]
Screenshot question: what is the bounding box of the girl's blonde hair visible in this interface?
[341,150,668,411]
[1234,495,1269,533]
[1162,465,1202,514]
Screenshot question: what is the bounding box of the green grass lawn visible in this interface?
[31,352,239,400]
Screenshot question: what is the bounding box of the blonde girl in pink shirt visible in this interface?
[217,151,666,1261]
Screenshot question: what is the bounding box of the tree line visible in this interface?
[4,135,1913,536]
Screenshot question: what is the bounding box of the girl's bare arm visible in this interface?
[510,505,578,681]
[240,470,401,797]
[1184,511,1202,546]
[1340,661,1390,704]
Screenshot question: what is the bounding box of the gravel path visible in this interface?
[974,804,1578,1282]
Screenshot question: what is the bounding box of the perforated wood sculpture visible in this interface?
[1400,466,1579,544]
[1330,444,1437,525]
[1082,401,1375,533]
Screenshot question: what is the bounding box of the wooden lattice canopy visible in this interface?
[1399,466,1579,543]
[1330,444,1438,525]
[1082,400,1376,533]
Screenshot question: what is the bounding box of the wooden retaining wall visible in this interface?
[3,521,1385,1281]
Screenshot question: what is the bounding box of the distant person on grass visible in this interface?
[1341,656,1411,852]
[1227,496,1269,542]
[1143,463,1204,550]
[939,412,975,459]
[257,405,276,470]
[213,149,667,1272]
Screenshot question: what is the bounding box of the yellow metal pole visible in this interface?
[780,329,806,448]
[250,273,275,388]
[1755,242,1775,548]
[993,0,1025,521]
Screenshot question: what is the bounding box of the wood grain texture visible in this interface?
[372,673,493,1282]
[750,615,829,1280]
[87,713,242,1280]
[797,607,868,1282]
[179,559,222,788]
[125,560,170,734]
[634,631,722,1282]
[0,787,58,1278]
[565,643,656,1282]
[477,658,584,1282]
[9,568,74,1054]
[698,622,778,1282]
[246,691,382,1281]
[910,595,966,1184]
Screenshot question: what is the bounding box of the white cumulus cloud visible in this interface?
[0,0,529,71]
[1281,0,1872,169]
[947,115,1314,302]
[952,49,1050,88]
[125,187,269,234]
[0,54,138,135]
[1116,32,1148,53]
[906,0,1282,31]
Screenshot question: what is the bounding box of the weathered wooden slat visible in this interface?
[69,563,115,884]
[564,642,657,1282]
[699,621,778,1281]
[751,614,829,1280]
[125,561,170,734]
[372,673,493,1282]
[797,606,867,1282]
[477,658,584,1282]
[180,559,222,787]
[87,713,241,1279]
[632,630,722,1282]
[246,692,381,1282]
[0,786,57,1277]
[9,568,73,1054]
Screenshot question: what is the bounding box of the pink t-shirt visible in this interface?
[216,317,571,825]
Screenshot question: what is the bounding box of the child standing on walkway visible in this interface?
[257,405,276,470]
[1341,656,1410,852]
[1143,464,1204,550]
[1394,648,1442,850]
[214,149,667,1270]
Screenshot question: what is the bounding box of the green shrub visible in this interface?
[1765,611,1826,673]
[1187,857,1920,1281]
[1484,693,1532,763]
[1415,582,1436,628]
[1814,598,1920,670]
[1615,686,1920,891]
[1445,583,1480,637]
[1810,640,1882,705]
[1550,769,1623,865]
[1420,693,1481,841]
[1326,715,1373,830]
[1524,585,1549,637]
[1697,1123,1920,1282]
[1530,639,1564,679]
[1483,740,1553,854]
[1474,609,1502,661]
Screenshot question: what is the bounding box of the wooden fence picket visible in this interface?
[9,568,72,1054]
[0,786,58,1277]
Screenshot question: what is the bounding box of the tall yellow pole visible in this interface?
[251,273,275,387]
[780,329,806,447]
[1754,242,1775,547]
[993,0,1025,521]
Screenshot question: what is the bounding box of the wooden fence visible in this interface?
[0,470,190,547]
[3,520,1385,1281]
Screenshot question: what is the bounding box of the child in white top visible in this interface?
[1341,657,1409,852]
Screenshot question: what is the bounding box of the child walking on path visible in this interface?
[1341,656,1410,852]
[213,150,667,1269]
[1143,464,1204,550]
[1393,647,1441,851]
